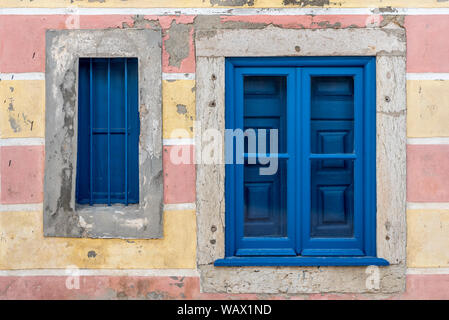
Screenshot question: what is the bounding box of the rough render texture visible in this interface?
[43,29,164,239]
[3,273,448,300]
[195,25,407,293]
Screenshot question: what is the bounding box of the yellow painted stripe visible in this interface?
[407,209,449,268]
[163,80,195,140]
[0,80,45,139]
[0,210,196,269]
[407,80,449,138]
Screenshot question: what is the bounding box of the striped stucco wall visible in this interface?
[0,1,448,299]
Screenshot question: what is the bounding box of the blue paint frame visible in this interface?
[219,57,387,267]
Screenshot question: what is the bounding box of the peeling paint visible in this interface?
[195,15,268,30]
[379,15,405,28]
[210,0,254,6]
[122,15,161,29]
[283,0,330,6]
[374,6,399,13]
[165,21,192,68]
[87,250,97,258]
[176,104,188,114]
[8,116,20,132]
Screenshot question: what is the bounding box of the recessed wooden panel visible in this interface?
[243,76,287,238]
[311,159,354,238]
[320,186,347,224]
[245,183,272,220]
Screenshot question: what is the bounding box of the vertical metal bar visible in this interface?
[124,59,129,205]
[107,59,111,206]
[89,58,93,206]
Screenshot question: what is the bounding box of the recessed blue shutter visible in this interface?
[243,76,287,237]
[76,58,139,206]
[300,68,364,256]
[227,67,297,257]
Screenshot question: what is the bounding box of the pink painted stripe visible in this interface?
[0,276,199,300]
[163,145,196,204]
[0,145,44,204]
[407,145,449,202]
[400,274,449,300]
[0,276,259,300]
[0,15,195,73]
[405,15,449,73]
[0,274,448,299]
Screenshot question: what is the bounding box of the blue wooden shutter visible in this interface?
[227,67,297,256]
[76,58,139,206]
[224,57,377,262]
[300,68,365,256]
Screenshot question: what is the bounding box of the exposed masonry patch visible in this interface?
[283,0,330,6]
[165,21,192,69]
[117,14,406,74]
[194,15,406,32]
[176,104,188,114]
[194,15,268,30]
[121,13,408,68]
[195,25,407,294]
[374,7,399,13]
[44,29,163,239]
[210,0,255,6]
[8,117,20,132]
[122,15,161,29]
[87,250,97,258]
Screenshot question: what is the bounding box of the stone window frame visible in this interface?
[195,25,406,294]
[44,29,163,239]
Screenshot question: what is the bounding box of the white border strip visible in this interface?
[0,203,197,212]
[0,203,43,212]
[0,138,45,146]
[0,268,199,277]
[407,73,449,81]
[407,137,449,145]
[407,268,449,275]
[164,203,196,211]
[1,7,449,16]
[1,72,196,81]
[2,73,447,82]
[2,268,448,277]
[163,73,195,81]
[0,73,45,81]
[163,138,194,146]
[407,202,449,210]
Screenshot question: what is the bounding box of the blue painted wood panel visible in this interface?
[301,67,365,256]
[224,57,378,264]
[76,58,139,206]
[310,76,354,238]
[243,76,286,237]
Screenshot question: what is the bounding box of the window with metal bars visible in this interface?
[76,58,140,206]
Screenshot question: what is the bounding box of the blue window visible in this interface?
[76,58,139,206]
[217,57,388,266]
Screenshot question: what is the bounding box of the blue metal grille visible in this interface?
[76,58,139,206]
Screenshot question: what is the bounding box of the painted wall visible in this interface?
[0,0,448,299]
